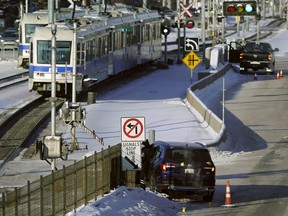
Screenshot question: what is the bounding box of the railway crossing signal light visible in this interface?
[223,1,257,16]
[186,18,195,29]
[161,19,171,36]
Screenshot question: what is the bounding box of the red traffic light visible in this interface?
[227,6,235,13]
[186,19,195,29]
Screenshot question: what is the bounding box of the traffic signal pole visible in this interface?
[177,10,181,64]
[164,35,167,64]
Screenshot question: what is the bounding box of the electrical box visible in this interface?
[60,101,86,124]
[43,136,62,158]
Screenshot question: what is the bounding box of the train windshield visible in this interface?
[37,40,71,64]
[25,24,46,43]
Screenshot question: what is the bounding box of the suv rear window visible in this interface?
[244,42,272,52]
[165,148,211,163]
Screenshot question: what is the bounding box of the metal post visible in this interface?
[51,24,57,171]
[164,35,168,64]
[183,26,186,58]
[222,17,225,41]
[287,5,288,30]
[212,0,217,46]
[49,0,56,171]
[25,0,28,13]
[177,6,181,63]
[256,19,260,42]
[149,130,155,144]
[201,0,206,63]
[71,22,78,151]
[222,78,225,123]
[237,16,240,37]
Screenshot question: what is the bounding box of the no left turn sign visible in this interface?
[121,117,145,142]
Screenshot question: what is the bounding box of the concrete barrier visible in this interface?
[210,47,223,69]
[186,63,230,146]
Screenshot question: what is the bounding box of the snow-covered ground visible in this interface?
[0,16,287,216]
[65,19,288,215]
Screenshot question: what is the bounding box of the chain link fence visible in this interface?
[0,144,137,216]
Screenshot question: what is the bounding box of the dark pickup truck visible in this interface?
[228,41,279,74]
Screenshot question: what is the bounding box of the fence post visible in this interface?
[40,175,44,216]
[73,160,77,211]
[108,146,111,190]
[51,170,55,215]
[94,151,98,201]
[27,181,31,216]
[14,188,18,216]
[63,165,67,214]
[84,156,88,205]
[2,192,5,216]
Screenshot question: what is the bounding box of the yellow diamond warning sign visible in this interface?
[183,51,202,70]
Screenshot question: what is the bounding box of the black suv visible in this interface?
[239,41,278,74]
[149,141,216,201]
[228,40,279,74]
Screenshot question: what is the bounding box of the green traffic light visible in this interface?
[245,4,253,13]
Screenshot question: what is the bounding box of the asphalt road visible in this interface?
[179,69,288,215]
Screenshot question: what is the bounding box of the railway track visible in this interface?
[0,71,28,89]
[0,97,64,175]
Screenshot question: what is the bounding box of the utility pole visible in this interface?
[70,21,78,151]
[201,0,206,60]
[222,78,226,123]
[49,0,57,171]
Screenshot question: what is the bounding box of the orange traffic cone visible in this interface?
[280,70,284,78]
[253,73,257,80]
[221,181,236,208]
[276,72,280,79]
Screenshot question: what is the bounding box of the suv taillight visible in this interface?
[204,166,216,172]
[161,163,176,172]
[268,53,272,61]
[239,53,243,59]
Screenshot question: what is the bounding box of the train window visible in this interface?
[25,24,45,43]
[86,40,93,61]
[37,40,71,64]
[37,40,51,64]
[104,35,109,56]
[56,41,71,64]
[77,43,85,65]
[115,31,122,50]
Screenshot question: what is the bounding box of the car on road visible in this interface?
[149,141,216,201]
[0,28,19,48]
[239,41,279,74]
[228,40,279,74]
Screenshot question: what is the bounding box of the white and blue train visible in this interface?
[18,9,86,67]
[28,9,162,95]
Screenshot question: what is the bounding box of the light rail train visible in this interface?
[18,9,86,67]
[28,8,162,96]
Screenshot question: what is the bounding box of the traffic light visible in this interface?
[186,18,195,29]
[161,19,171,36]
[223,1,257,16]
